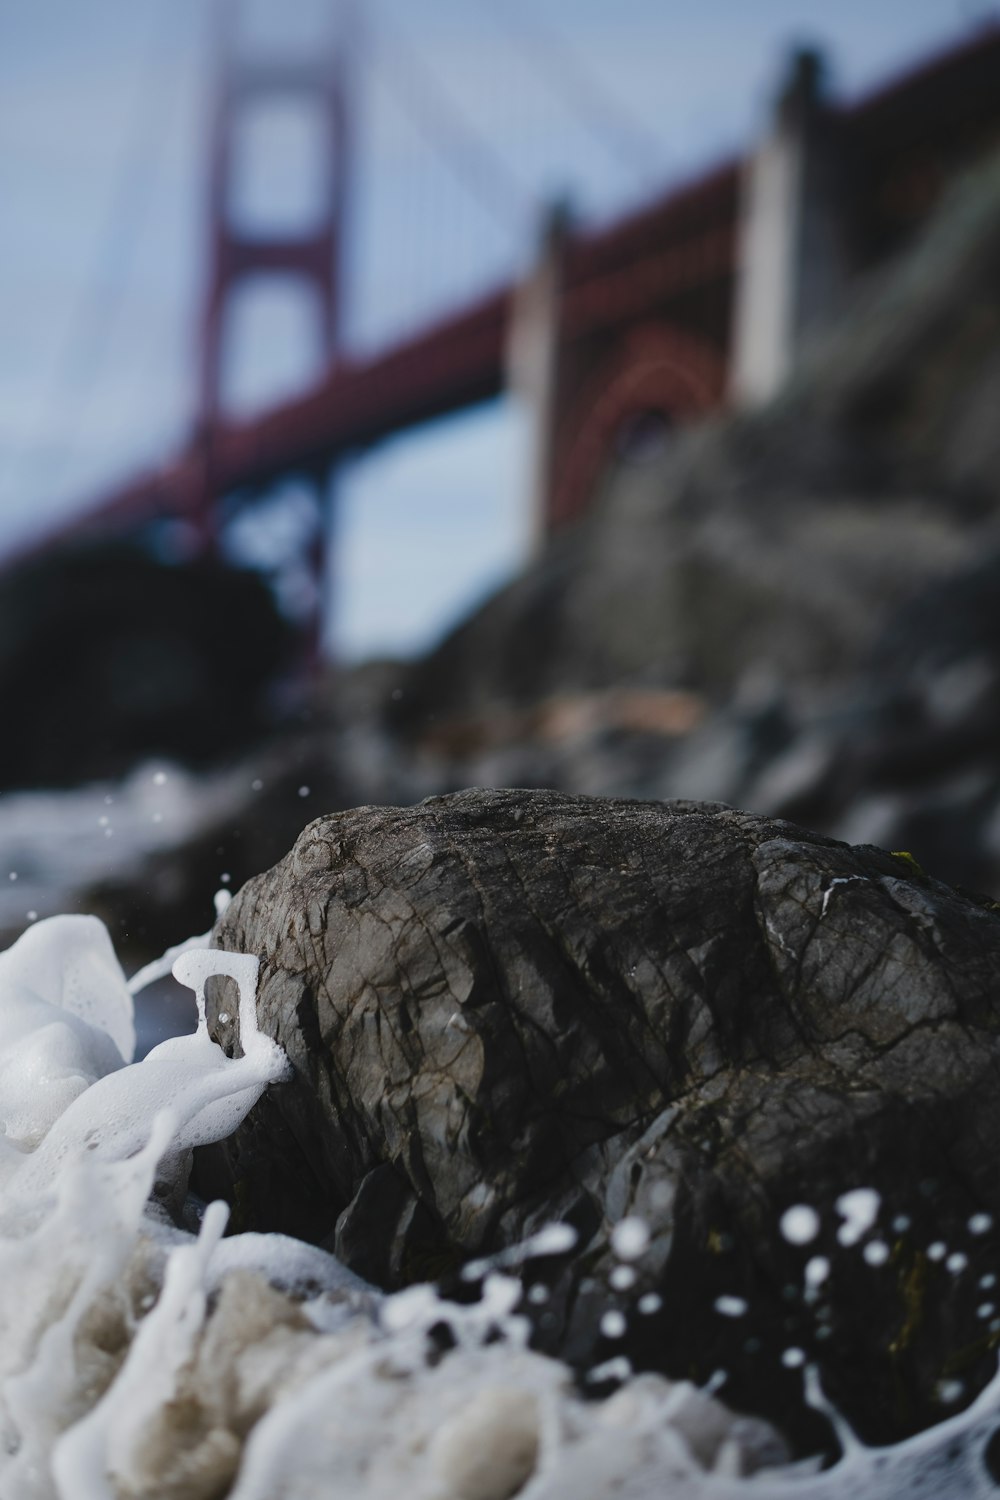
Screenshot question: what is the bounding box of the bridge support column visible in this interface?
[730,49,849,406]
[197,11,351,430]
[305,463,334,672]
[506,202,571,549]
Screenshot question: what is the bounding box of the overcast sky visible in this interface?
[0,0,993,659]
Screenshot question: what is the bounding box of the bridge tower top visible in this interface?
[197,0,352,438]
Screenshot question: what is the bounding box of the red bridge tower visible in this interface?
[194,1,352,549]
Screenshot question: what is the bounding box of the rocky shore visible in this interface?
[196,787,1000,1457]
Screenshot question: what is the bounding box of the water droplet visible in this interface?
[781,1205,820,1245]
[835,1188,880,1247]
[611,1217,650,1261]
[586,1355,632,1385]
[805,1256,830,1288]
[600,1310,626,1339]
[714,1295,748,1317]
[781,1348,806,1368]
[637,1293,662,1315]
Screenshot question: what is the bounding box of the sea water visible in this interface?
[2,913,1000,1499]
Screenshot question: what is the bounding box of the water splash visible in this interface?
[2,915,1000,1498]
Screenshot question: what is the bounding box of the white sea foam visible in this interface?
[805,1256,831,1290]
[611,1215,651,1261]
[835,1188,881,1247]
[781,1205,821,1246]
[3,915,1000,1497]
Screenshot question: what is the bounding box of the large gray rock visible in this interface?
[202,788,1000,1455]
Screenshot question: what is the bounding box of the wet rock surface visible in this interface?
[201,787,1000,1456]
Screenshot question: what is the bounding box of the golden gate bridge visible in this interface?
[7,8,1000,655]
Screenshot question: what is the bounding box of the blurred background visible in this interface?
[3,0,1000,1018]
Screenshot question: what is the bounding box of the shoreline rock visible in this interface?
[200,788,1000,1453]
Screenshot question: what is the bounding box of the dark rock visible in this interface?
[0,541,293,790]
[202,787,1000,1455]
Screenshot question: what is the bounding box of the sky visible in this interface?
[0,0,995,660]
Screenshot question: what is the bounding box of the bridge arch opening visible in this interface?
[330,398,526,663]
[222,272,326,416]
[228,93,334,239]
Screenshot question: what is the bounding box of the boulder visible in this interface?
[0,542,293,791]
[202,788,1000,1455]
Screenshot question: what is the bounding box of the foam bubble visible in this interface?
[610,1216,650,1261]
[781,1205,820,1245]
[835,1188,880,1247]
[805,1256,831,1289]
[600,1310,627,1339]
